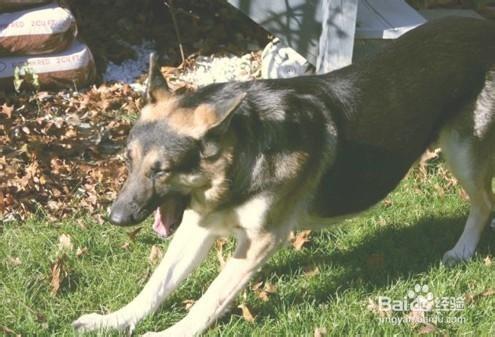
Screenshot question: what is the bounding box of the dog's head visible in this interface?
[109,54,245,236]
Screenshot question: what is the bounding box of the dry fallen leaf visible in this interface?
[291,230,311,251]
[215,238,228,270]
[418,147,441,176]
[251,281,277,302]
[238,303,255,322]
[458,188,469,201]
[433,183,445,198]
[7,256,21,267]
[464,292,475,304]
[264,282,277,294]
[0,83,141,221]
[127,226,143,241]
[417,323,438,335]
[481,289,495,297]
[76,246,88,258]
[58,234,73,252]
[484,255,492,266]
[383,199,393,207]
[465,288,495,304]
[148,245,163,266]
[0,103,14,118]
[258,290,269,302]
[76,219,87,230]
[405,308,425,326]
[367,298,391,318]
[121,242,130,250]
[0,190,4,213]
[0,325,18,335]
[50,255,67,295]
[251,281,263,292]
[314,327,327,337]
[182,299,195,311]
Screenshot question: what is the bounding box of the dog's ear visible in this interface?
[205,93,246,135]
[146,53,170,103]
[199,92,246,159]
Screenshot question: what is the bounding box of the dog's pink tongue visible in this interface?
[153,208,171,238]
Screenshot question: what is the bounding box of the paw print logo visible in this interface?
[407,284,434,311]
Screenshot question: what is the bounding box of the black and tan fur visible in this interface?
[74,17,495,336]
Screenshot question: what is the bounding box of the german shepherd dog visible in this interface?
[74,17,495,336]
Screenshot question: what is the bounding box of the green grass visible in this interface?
[2,165,495,337]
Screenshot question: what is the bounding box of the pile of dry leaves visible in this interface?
[0,84,142,222]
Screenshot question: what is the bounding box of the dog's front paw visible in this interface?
[73,312,135,333]
[73,313,106,332]
[442,249,473,266]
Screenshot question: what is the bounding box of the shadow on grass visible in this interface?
[252,214,495,317]
[145,213,495,327]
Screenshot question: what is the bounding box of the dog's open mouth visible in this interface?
[152,194,189,238]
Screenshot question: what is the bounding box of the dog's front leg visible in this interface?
[73,210,216,334]
[142,228,288,337]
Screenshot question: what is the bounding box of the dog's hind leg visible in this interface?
[73,210,216,333]
[439,72,495,265]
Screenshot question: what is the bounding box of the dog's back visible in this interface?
[311,17,495,218]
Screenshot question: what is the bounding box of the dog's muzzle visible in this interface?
[109,202,152,226]
[109,193,189,239]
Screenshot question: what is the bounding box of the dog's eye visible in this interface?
[154,168,171,177]
[151,161,171,178]
[124,150,132,168]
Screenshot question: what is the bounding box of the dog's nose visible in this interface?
[109,208,130,226]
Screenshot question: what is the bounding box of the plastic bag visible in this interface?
[0,3,76,55]
[0,40,96,90]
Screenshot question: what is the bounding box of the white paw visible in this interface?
[72,313,106,332]
[442,248,473,266]
[73,312,133,333]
